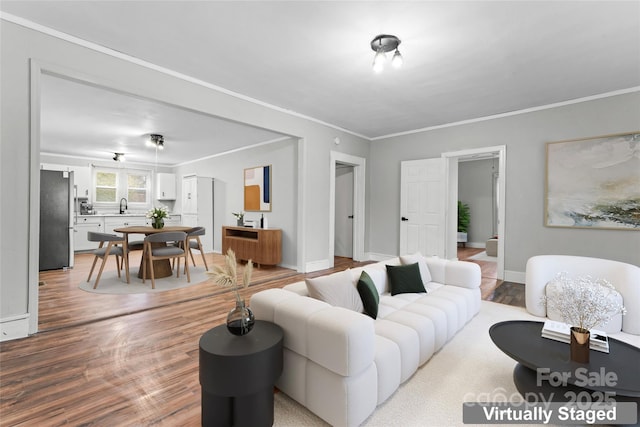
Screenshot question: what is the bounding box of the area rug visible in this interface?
[79,266,209,294]
[468,250,497,262]
[273,301,549,427]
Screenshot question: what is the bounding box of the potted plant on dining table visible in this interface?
[146,206,170,229]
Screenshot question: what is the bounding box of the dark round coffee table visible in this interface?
[199,320,283,427]
[490,320,640,409]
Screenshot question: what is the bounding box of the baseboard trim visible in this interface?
[366,252,396,262]
[1,314,30,342]
[504,270,525,284]
[305,259,331,273]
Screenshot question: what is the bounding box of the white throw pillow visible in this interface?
[306,269,364,313]
[399,252,433,284]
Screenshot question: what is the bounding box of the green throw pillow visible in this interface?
[386,263,427,296]
[357,271,380,319]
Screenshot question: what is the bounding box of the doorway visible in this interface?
[328,151,366,267]
[443,146,506,280]
[334,164,354,258]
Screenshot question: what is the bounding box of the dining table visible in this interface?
[114,225,193,280]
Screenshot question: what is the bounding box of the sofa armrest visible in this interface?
[444,260,481,289]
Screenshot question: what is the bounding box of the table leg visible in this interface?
[136,242,174,279]
[201,387,275,427]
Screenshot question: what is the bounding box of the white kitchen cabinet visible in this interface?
[165,214,182,226]
[181,175,213,252]
[156,173,176,200]
[182,175,197,214]
[104,216,148,233]
[72,165,92,199]
[74,216,104,251]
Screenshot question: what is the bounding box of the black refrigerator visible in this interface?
[39,169,75,271]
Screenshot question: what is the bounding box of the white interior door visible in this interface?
[400,158,446,257]
[334,165,354,257]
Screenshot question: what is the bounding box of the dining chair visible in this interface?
[142,231,190,289]
[185,226,209,271]
[86,231,129,289]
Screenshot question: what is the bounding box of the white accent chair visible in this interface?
[525,255,640,336]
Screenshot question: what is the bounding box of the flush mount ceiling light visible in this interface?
[146,133,164,150]
[113,152,125,162]
[370,34,403,73]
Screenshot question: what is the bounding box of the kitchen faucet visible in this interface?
[119,198,128,214]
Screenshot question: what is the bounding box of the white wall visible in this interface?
[369,92,640,277]
[0,20,370,339]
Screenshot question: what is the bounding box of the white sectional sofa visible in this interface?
[251,254,481,427]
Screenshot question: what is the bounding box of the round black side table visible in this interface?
[199,320,284,427]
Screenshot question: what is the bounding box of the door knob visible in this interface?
[348,215,354,219]
[401,217,409,221]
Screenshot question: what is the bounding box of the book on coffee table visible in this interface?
[541,320,609,353]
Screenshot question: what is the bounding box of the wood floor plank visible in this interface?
[0,252,518,426]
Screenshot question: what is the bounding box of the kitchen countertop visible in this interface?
[78,213,181,217]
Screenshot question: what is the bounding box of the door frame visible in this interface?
[442,145,506,280]
[329,151,366,266]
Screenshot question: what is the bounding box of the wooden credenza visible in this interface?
[222,226,282,266]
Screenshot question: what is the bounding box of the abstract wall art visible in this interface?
[244,165,271,212]
[545,132,640,230]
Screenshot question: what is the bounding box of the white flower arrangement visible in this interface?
[541,273,626,332]
[146,205,169,220]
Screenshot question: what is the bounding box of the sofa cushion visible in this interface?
[386,263,427,296]
[400,252,432,284]
[357,271,380,319]
[306,269,364,313]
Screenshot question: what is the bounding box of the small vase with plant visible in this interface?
[542,273,626,363]
[146,205,169,229]
[232,211,245,226]
[207,249,255,335]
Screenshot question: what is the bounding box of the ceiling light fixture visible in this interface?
[370,34,403,73]
[113,152,125,162]
[147,133,164,150]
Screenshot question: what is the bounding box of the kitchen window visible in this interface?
[93,167,151,209]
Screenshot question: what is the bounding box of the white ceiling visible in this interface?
[2,1,639,164]
[39,73,288,166]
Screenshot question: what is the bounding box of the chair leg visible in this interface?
[86,241,104,282]
[93,242,113,289]
[142,244,148,284]
[189,247,196,267]
[115,255,121,278]
[184,252,191,283]
[147,247,156,289]
[124,250,130,284]
[197,237,209,271]
[87,255,100,282]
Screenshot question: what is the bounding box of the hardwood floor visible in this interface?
[0,252,524,426]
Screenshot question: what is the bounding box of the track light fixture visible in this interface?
[147,133,164,150]
[370,34,403,73]
[113,152,125,162]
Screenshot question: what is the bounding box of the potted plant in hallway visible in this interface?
[457,201,470,246]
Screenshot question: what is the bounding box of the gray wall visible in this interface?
[369,92,640,276]
[173,138,299,268]
[459,159,496,246]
